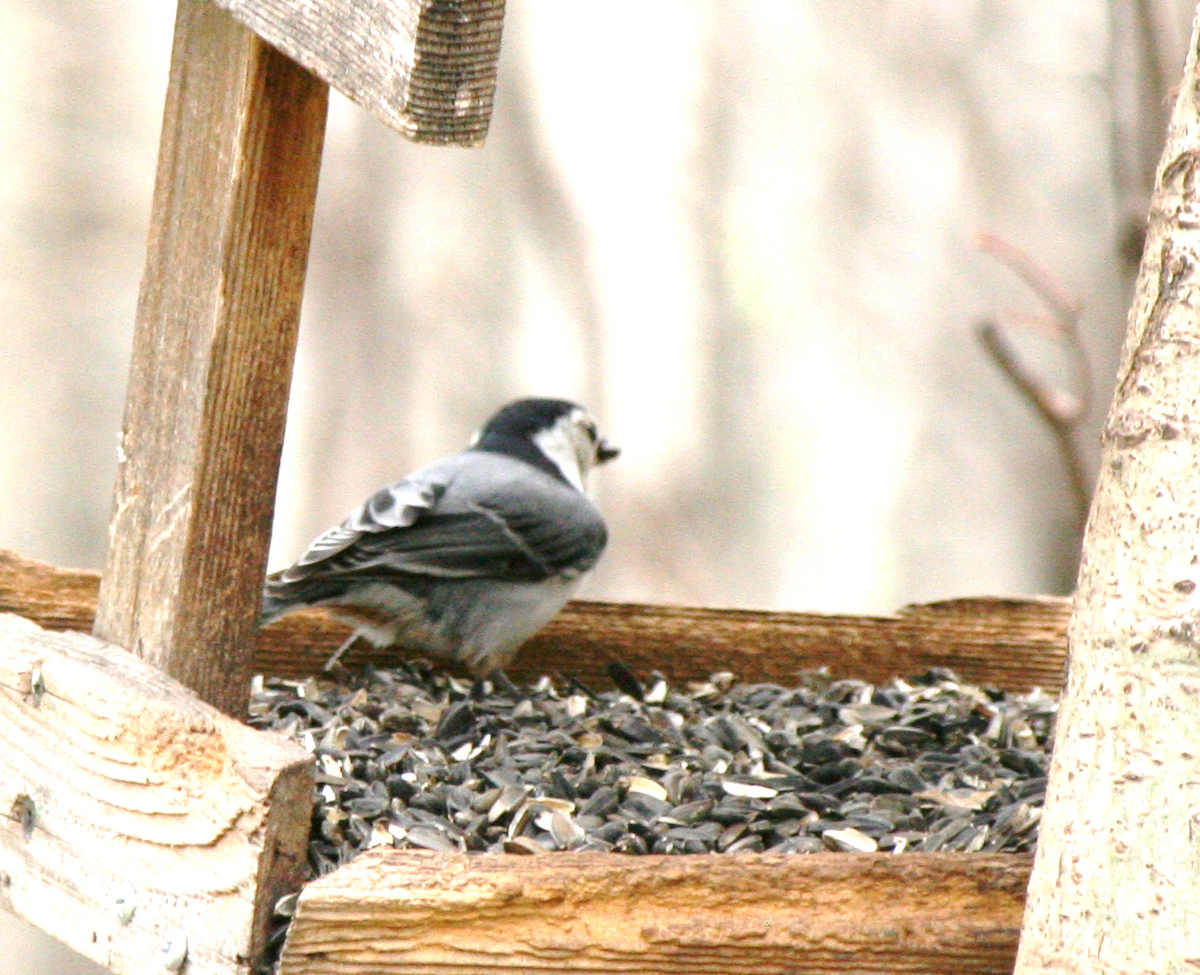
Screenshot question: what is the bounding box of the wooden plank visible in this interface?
[0,612,313,975]
[1,548,1070,692]
[93,0,328,716]
[1,548,98,634]
[517,595,1070,694]
[212,0,505,145]
[279,848,1029,974]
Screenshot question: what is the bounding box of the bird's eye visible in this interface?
[581,420,598,442]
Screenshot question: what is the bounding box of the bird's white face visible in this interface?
[532,407,617,493]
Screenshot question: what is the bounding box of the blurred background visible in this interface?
[1,0,1194,971]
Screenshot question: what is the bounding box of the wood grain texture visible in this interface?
[93,0,328,716]
[0,612,313,975]
[3,548,1070,692]
[213,0,505,144]
[279,848,1030,974]
[515,595,1070,694]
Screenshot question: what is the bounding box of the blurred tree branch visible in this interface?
[975,232,1094,527]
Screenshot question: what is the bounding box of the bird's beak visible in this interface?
[596,439,620,464]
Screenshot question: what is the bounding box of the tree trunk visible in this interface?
[1014,6,1200,971]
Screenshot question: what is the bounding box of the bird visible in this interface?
[261,397,618,675]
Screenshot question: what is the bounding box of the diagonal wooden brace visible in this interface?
[211,0,506,144]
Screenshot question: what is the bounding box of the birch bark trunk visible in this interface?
[1014,7,1200,971]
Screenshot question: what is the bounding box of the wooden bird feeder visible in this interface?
[0,2,1061,972]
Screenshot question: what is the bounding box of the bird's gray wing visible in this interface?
[290,476,446,569]
[269,461,606,595]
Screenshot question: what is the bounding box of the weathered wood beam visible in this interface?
[278,848,1030,975]
[2,549,1070,692]
[516,594,1070,694]
[0,613,312,975]
[211,0,506,144]
[93,0,328,716]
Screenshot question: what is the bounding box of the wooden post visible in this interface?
[92,0,328,715]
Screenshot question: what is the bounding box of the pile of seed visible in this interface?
[248,660,1055,878]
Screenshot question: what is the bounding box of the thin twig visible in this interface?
[974,233,1096,527]
[977,320,1092,520]
[975,231,1082,330]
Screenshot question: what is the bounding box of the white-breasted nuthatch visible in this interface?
[261,398,618,674]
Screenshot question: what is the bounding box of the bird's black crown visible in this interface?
[478,398,581,440]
